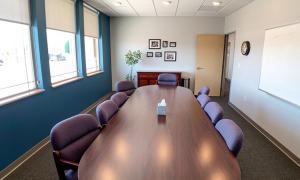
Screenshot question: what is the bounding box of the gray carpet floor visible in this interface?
[4,96,300,180]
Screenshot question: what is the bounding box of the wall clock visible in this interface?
[241,41,250,56]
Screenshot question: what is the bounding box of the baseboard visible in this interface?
[80,92,114,114]
[0,92,113,179]
[228,102,300,167]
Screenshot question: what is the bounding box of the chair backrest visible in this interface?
[197,94,211,108]
[157,73,177,86]
[215,119,244,157]
[96,100,118,126]
[50,114,100,179]
[116,81,135,92]
[204,102,223,125]
[111,92,128,107]
[198,86,210,95]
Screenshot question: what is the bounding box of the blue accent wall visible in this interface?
[0,0,112,170]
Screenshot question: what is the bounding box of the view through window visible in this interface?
[85,36,100,74]
[0,20,36,100]
[47,29,78,84]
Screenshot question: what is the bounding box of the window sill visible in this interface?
[52,77,83,88]
[0,89,45,107]
[87,71,104,77]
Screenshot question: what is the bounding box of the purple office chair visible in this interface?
[116,81,135,96]
[50,114,101,180]
[204,102,224,125]
[198,86,210,95]
[215,119,244,157]
[157,73,177,86]
[96,100,118,126]
[110,92,129,107]
[197,94,211,109]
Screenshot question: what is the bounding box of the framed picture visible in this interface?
[170,42,176,47]
[147,52,153,57]
[155,52,162,57]
[162,41,168,48]
[164,51,177,61]
[149,39,161,49]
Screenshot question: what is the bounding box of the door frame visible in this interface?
[220,32,236,97]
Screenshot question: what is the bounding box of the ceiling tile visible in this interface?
[217,0,253,16]
[86,0,254,17]
[101,0,137,16]
[154,0,179,16]
[84,0,118,16]
[176,0,204,16]
[127,0,156,16]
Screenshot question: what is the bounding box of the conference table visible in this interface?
[78,85,241,180]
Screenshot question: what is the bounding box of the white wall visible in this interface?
[110,17,224,91]
[225,0,300,158]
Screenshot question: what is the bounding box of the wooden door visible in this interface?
[195,35,225,96]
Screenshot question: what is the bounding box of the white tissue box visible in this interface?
[157,99,167,116]
[157,105,166,116]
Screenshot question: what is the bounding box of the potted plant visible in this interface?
[125,50,142,81]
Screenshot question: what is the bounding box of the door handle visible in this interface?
[196,67,205,70]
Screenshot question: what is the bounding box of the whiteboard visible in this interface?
[259,22,300,107]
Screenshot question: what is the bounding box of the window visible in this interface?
[0,0,37,100]
[85,36,99,74]
[47,29,77,83]
[84,5,100,75]
[45,0,78,85]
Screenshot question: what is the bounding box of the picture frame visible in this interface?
[162,41,168,48]
[146,52,153,57]
[149,39,161,49]
[164,51,177,61]
[155,52,162,57]
[169,42,176,47]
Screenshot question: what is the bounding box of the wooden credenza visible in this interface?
[137,71,181,87]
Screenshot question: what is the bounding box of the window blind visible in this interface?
[45,0,75,33]
[0,0,30,24]
[84,6,99,38]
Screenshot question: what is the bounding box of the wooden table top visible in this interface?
[78,85,241,180]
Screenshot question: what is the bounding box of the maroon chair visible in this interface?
[50,114,101,180]
[110,92,128,107]
[157,73,177,86]
[115,81,136,96]
[215,119,244,157]
[198,86,210,95]
[96,100,118,126]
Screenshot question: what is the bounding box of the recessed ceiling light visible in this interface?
[162,0,172,6]
[114,1,122,6]
[212,1,222,6]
